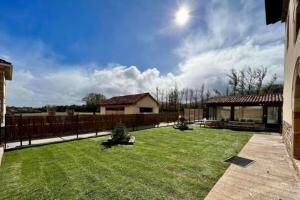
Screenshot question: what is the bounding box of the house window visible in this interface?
[139,107,153,113]
[267,106,279,124]
[208,107,216,120]
[106,107,124,111]
[208,106,230,121]
[234,106,263,123]
[216,106,231,121]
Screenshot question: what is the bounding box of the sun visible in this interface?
[174,5,190,26]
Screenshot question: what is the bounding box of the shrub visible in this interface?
[174,117,189,131]
[111,122,131,143]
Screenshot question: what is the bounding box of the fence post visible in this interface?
[111,114,114,130]
[194,109,195,122]
[0,117,2,145]
[29,120,33,145]
[94,114,98,137]
[4,114,7,149]
[76,114,79,139]
[19,114,23,147]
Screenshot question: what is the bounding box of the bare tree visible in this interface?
[205,90,211,101]
[255,66,267,94]
[160,89,165,111]
[199,84,205,108]
[193,89,199,108]
[238,69,246,95]
[227,69,239,95]
[245,67,255,94]
[178,89,185,111]
[155,87,160,102]
[213,89,222,96]
[189,89,194,108]
[184,88,189,108]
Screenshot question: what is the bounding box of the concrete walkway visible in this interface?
[205,134,300,200]
[4,131,111,149]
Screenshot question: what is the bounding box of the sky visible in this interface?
[0,0,285,107]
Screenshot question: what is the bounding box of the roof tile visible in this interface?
[206,93,283,105]
[101,93,158,106]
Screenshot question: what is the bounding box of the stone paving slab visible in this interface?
[205,134,300,200]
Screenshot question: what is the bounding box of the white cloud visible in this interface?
[3,0,285,106]
[6,65,177,106]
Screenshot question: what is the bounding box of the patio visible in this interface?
[205,134,300,200]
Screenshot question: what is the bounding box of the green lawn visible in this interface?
[0,127,254,200]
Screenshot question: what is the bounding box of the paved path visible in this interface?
[205,134,300,200]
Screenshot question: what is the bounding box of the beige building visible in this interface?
[0,59,12,126]
[265,0,300,161]
[100,93,159,115]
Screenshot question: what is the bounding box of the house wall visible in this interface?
[124,105,136,114]
[282,0,300,159]
[135,96,159,114]
[100,95,159,115]
[100,106,105,114]
[0,72,5,126]
[100,106,125,115]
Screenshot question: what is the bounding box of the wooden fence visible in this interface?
[0,112,179,145]
[184,109,203,122]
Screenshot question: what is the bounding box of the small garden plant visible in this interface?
[173,116,190,131]
[111,122,131,143]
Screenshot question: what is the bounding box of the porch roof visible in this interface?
[206,93,283,106]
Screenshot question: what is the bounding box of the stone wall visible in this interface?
[283,120,293,157]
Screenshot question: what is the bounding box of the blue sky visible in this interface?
[0,0,284,106]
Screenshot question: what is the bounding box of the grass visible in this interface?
[0,127,255,200]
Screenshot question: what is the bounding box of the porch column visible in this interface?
[230,106,234,121]
[262,105,267,125]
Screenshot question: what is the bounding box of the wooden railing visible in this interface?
[1,112,179,144]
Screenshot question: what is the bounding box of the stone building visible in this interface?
[0,59,12,126]
[100,93,159,115]
[265,0,300,163]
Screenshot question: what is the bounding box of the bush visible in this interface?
[111,122,131,143]
[173,117,189,131]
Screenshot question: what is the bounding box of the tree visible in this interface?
[245,67,256,94]
[261,74,283,94]
[205,90,211,101]
[227,69,239,95]
[227,66,278,96]
[238,69,246,95]
[82,93,106,106]
[199,84,205,108]
[255,66,267,95]
[213,89,222,96]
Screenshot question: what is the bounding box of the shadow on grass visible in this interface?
[101,139,134,150]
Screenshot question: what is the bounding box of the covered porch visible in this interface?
[205,94,283,131]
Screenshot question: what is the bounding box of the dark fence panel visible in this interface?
[3,112,179,144]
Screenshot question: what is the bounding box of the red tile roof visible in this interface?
[206,93,283,105]
[0,59,11,65]
[101,93,159,106]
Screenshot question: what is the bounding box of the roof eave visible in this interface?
[0,63,13,80]
[265,0,289,25]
